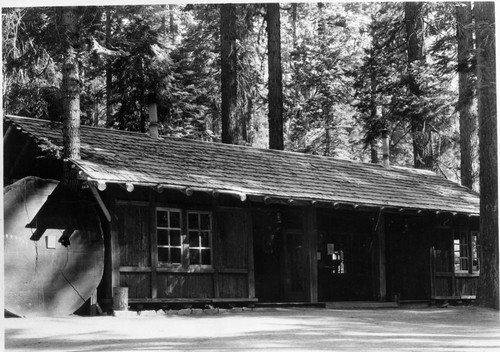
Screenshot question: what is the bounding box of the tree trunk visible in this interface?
[456,3,476,189]
[220,4,238,145]
[61,7,80,160]
[169,4,176,43]
[475,1,499,310]
[317,2,326,37]
[324,104,333,157]
[369,45,379,164]
[105,8,113,127]
[267,3,284,150]
[405,2,432,169]
[242,98,253,144]
[291,3,297,47]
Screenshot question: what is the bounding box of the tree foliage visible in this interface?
[354,2,467,181]
[1,3,484,185]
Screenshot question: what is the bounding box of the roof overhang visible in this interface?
[69,160,480,218]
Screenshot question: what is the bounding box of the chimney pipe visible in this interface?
[148,101,159,139]
[381,129,390,167]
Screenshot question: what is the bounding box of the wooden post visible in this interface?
[212,203,220,299]
[90,290,98,316]
[109,194,120,299]
[374,211,387,301]
[246,206,256,299]
[149,189,158,299]
[429,247,435,298]
[304,206,318,303]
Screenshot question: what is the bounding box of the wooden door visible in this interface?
[282,230,305,301]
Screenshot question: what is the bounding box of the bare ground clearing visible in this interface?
[4,307,500,351]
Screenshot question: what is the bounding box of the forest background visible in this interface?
[2,2,486,190]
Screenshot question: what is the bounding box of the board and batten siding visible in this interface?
[110,197,254,301]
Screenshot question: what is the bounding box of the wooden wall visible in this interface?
[429,216,480,300]
[108,187,254,302]
[388,214,480,301]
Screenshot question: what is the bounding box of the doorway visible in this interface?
[317,210,373,301]
[253,208,306,302]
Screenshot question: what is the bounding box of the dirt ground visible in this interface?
[4,307,500,351]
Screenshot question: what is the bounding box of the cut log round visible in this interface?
[4,177,104,317]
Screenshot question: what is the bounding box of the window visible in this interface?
[453,230,480,274]
[188,212,212,265]
[157,209,182,264]
[454,231,469,272]
[156,208,212,267]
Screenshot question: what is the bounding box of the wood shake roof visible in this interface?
[5,115,480,215]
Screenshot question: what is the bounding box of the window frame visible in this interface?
[453,230,480,274]
[155,207,213,269]
[156,207,184,267]
[186,211,213,269]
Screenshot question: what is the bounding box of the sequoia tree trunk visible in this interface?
[405,2,432,169]
[267,3,284,150]
[220,4,238,145]
[61,7,80,160]
[456,2,475,189]
[475,1,499,310]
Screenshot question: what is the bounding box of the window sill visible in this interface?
[454,272,480,277]
[156,266,214,273]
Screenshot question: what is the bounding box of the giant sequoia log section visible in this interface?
[4,177,104,317]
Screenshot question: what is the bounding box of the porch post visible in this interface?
[109,195,120,298]
[304,206,318,303]
[149,189,158,299]
[374,210,387,301]
[246,206,256,299]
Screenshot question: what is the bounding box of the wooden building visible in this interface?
[4,115,481,311]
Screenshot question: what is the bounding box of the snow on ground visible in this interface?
[4,307,500,351]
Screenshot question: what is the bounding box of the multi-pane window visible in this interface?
[453,230,480,274]
[157,209,182,264]
[156,208,212,267]
[188,212,212,265]
[454,231,469,272]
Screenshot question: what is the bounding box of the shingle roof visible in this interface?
[5,115,480,215]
